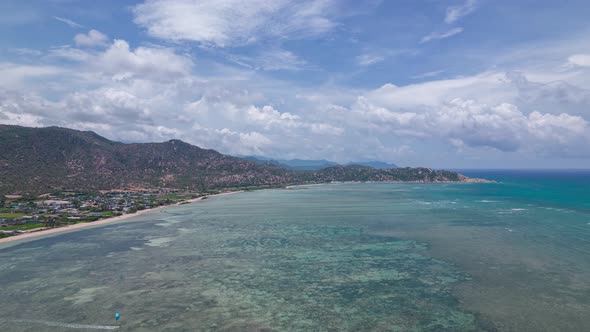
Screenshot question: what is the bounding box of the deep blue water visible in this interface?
[457,169,590,211]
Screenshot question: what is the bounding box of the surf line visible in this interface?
[11,319,119,330]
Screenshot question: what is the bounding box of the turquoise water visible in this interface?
[1,171,589,331]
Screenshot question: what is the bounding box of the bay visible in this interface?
[1,170,589,331]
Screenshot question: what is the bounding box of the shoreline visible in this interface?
[0,178,491,246]
[0,190,244,246]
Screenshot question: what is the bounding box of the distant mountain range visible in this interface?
[241,156,398,171]
[0,125,472,195]
[349,161,399,169]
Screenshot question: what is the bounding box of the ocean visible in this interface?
[1,170,589,331]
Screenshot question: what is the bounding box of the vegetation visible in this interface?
[1,222,45,231]
[0,213,26,219]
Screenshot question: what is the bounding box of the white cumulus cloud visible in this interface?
[568,54,590,67]
[74,29,109,47]
[352,72,590,157]
[96,40,193,81]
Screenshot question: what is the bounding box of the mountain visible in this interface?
[0,125,476,195]
[239,156,287,168]
[240,156,338,170]
[277,159,339,171]
[345,161,398,169]
[242,156,397,170]
[0,125,294,195]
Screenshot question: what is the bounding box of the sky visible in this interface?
[1,0,590,168]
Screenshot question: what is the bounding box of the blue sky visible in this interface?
[1,0,590,168]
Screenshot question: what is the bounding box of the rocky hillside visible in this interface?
[0,125,294,194]
[0,125,474,195]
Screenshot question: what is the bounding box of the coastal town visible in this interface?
[0,190,205,239]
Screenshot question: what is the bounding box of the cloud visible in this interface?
[244,105,301,129]
[356,53,385,66]
[0,86,169,142]
[568,54,590,67]
[502,71,590,117]
[420,27,463,43]
[21,39,193,82]
[132,0,338,47]
[445,0,478,24]
[62,88,154,126]
[10,48,42,56]
[0,38,195,102]
[353,96,589,155]
[363,71,590,115]
[3,65,589,161]
[1,32,590,164]
[96,40,193,81]
[181,126,274,156]
[186,96,343,137]
[48,46,92,62]
[219,129,272,155]
[0,63,63,89]
[351,71,590,157]
[228,48,306,71]
[419,0,475,47]
[0,85,330,157]
[74,29,109,47]
[409,70,444,79]
[0,90,53,127]
[54,16,85,29]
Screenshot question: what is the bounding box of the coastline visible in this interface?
[0,177,491,246]
[0,190,244,246]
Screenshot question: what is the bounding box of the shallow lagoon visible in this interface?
[1,177,590,331]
